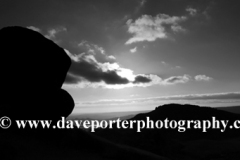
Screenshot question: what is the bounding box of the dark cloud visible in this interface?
[63,47,209,88]
[133,75,152,83]
[65,58,129,85]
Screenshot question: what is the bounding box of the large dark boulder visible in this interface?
[0,26,74,120]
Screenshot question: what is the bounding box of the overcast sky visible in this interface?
[1,0,240,113]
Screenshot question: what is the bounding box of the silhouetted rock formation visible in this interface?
[0,26,74,120]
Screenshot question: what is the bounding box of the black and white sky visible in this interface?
[1,0,240,113]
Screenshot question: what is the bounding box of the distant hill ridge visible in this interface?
[95,103,240,159]
[132,103,240,121]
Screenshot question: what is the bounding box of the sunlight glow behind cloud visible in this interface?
[64,48,212,89]
[63,40,213,89]
[25,26,213,90]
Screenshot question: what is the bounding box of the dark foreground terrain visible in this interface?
[2,104,240,160]
[0,128,168,160]
[95,104,240,160]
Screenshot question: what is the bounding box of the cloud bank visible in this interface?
[26,26,212,89]
[125,13,187,44]
[64,42,212,89]
[80,92,240,105]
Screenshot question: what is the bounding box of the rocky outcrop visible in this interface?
[0,26,74,120]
